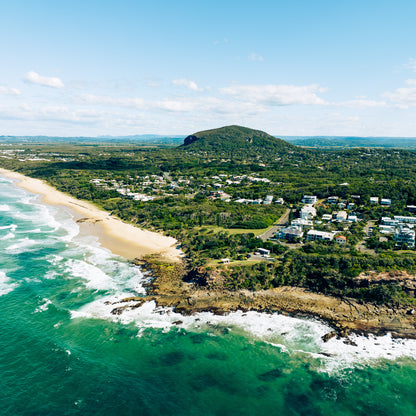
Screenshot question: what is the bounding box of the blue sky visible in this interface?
[1,0,416,136]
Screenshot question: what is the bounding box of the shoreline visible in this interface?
[0,168,182,263]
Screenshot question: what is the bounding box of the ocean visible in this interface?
[1,175,416,416]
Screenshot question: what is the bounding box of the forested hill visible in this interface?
[181,125,299,158]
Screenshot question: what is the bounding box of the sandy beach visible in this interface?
[0,168,182,262]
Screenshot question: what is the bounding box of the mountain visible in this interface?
[182,125,296,156]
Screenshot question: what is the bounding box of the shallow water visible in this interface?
[0,176,415,415]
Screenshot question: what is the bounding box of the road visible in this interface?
[258,208,291,242]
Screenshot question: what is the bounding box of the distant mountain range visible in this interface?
[282,136,416,149]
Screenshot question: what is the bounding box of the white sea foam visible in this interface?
[0,232,15,240]
[0,204,10,211]
[0,224,17,231]
[65,258,118,291]
[34,298,52,313]
[70,293,416,371]
[6,237,38,253]
[0,271,18,296]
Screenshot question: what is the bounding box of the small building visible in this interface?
[379,225,395,234]
[347,202,355,210]
[382,217,399,227]
[370,197,379,204]
[291,218,313,228]
[394,216,416,225]
[258,248,271,256]
[335,235,347,245]
[301,195,317,205]
[300,205,317,220]
[275,197,284,205]
[327,196,339,204]
[406,205,416,213]
[322,214,333,221]
[347,214,358,222]
[351,195,361,200]
[306,230,335,242]
[263,195,274,205]
[336,211,348,222]
[395,226,415,248]
[276,226,304,241]
[221,258,230,264]
[381,198,391,206]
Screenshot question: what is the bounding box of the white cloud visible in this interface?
[0,86,21,95]
[248,53,264,62]
[220,83,327,106]
[172,78,204,92]
[24,71,64,88]
[382,79,416,108]
[405,59,416,72]
[338,99,388,109]
[78,94,145,108]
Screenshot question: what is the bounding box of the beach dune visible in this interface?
[0,168,182,262]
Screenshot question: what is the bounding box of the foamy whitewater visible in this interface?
[1,174,416,415]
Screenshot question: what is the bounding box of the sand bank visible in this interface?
[0,168,182,262]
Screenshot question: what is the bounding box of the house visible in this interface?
[370,197,379,204]
[335,235,347,245]
[263,195,274,205]
[306,230,335,242]
[327,196,339,204]
[300,205,316,220]
[291,218,313,228]
[406,205,416,213]
[394,216,416,224]
[322,214,333,221]
[221,258,231,264]
[381,198,391,206]
[301,195,317,204]
[336,211,348,222]
[382,217,399,226]
[395,226,415,248]
[379,225,395,234]
[347,203,355,210]
[276,226,304,241]
[275,197,284,205]
[347,214,358,222]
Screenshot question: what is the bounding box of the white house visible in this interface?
[395,226,415,248]
[336,211,348,222]
[381,198,391,206]
[301,195,317,204]
[322,214,333,221]
[307,230,335,242]
[300,205,317,220]
[370,197,379,204]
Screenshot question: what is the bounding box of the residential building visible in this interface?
[258,248,271,256]
[275,197,284,205]
[327,196,338,204]
[335,235,347,245]
[381,198,391,206]
[394,216,416,224]
[336,211,348,222]
[301,195,317,204]
[347,214,358,222]
[300,205,316,220]
[306,230,335,242]
[347,203,355,210]
[276,226,304,241]
[370,197,379,204]
[406,205,416,213]
[263,195,274,205]
[382,217,399,227]
[291,218,313,228]
[395,226,415,248]
[322,214,333,221]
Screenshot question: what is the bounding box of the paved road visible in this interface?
[259,208,291,242]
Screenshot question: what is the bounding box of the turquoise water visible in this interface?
[1,176,416,416]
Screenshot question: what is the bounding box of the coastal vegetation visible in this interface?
[2,125,416,311]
